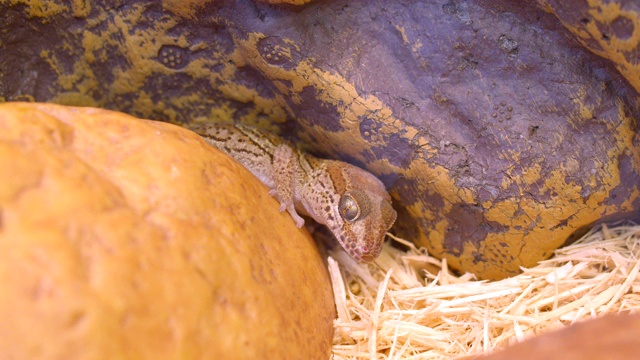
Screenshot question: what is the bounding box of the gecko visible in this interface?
[190,123,397,263]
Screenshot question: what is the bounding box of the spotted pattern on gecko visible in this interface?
[190,123,397,263]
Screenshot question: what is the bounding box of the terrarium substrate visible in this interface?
[329,223,640,359]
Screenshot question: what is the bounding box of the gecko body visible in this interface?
[191,123,397,262]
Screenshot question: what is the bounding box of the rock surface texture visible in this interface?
[476,313,640,360]
[1,0,639,279]
[0,102,335,359]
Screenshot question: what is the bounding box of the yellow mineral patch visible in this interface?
[229,29,640,279]
[422,218,451,256]
[5,0,67,19]
[540,0,640,92]
[484,199,532,230]
[11,3,636,280]
[572,89,595,122]
[393,24,423,53]
[31,3,246,123]
[394,25,410,45]
[615,103,640,172]
[49,92,99,107]
[162,0,211,19]
[519,164,542,188]
[71,0,89,18]
[584,1,639,50]
[235,32,439,166]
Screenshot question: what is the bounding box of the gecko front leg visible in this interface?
[269,144,306,228]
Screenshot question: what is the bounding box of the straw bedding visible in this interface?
[329,222,640,359]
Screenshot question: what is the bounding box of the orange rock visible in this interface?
[0,102,335,359]
[475,314,640,360]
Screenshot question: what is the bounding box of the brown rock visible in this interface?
[475,313,640,360]
[0,102,334,359]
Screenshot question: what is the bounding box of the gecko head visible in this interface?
[324,162,397,263]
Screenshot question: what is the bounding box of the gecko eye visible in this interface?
[339,190,371,222]
[339,194,361,222]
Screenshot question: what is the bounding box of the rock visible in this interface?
[0,102,334,359]
[475,314,640,360]
[1,1,639,279]
[537,0,640,93]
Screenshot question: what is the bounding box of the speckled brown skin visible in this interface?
[1,0,639,279]
[192,123,396,263]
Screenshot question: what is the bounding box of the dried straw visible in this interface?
[329,222,640,359]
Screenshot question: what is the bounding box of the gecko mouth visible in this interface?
[350,241,383,263]
[337,225,385,263]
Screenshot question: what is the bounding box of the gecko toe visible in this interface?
[288,210,305,228]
